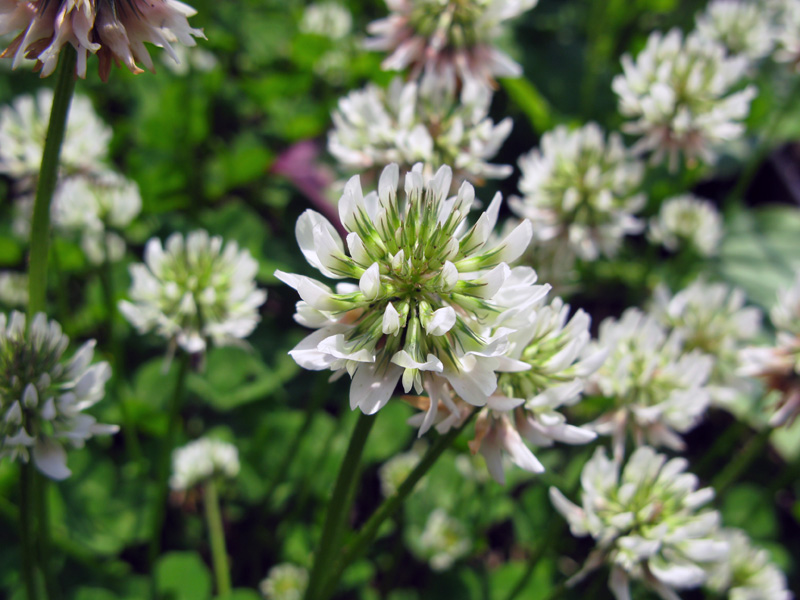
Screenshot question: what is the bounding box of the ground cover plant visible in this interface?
[0,0,799,599]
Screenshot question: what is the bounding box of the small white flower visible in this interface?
[414,509,471,571]
[550,446,728,600]
[378,443,426,497]
[0,271,28,307]
[0,90,111,181]
[648,194,723,257]
[696,0,776,61]
[259,564,309,600]
[329,76,513,184]
[585,308,714,461]
[0,311,117,480]
[613,29,756,170]
[119,230,267,354]
[510,123,645,261]
[706,529,792,600]
[299,2,352,40]
[365,0,537,89]
[169,437,239,491]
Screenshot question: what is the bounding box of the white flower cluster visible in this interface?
[120,230,267,355]
[707,529,792,600]
[329,77,512,184]
[378,444,425,497]
[652,279,762,408]
[259,563,309,600]
[695,0,776,61]
[414,509,471,571]
[0,272,28,307]
[365,0,538,89]
[613,29,756,170]
[774,0,800,69]
[511,123,645,262]
[585,308,714,461]
[648,194,723,257]
[0,312,117,480]
[169,437,240,491]
[739,270,800,426]
[299,2,353,40]
[550,446,728,600]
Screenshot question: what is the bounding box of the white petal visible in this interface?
[33,438,71,480]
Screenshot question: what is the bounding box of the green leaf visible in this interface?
[155,552,212,600]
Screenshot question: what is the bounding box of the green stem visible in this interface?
[27,46,77,318]
[319,411,475,600]
[20,463,39,600]
[148,352,191,569]
[35,472,58,600]
[711,428,772,496]
[503,518,564,600]
[204,479,232,597]
[303,412,376,600]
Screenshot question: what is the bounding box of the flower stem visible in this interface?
[19,463,39,600]
[319,411,475,600]
[35,472,58,600]
[503,518,564,600]
[27,45,77,318]
[204,478,232,596]
[148,352,191,568]
[303,411,376,600]
[712,428,772,496]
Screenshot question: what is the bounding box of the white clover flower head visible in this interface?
[169,437,239,491]
[0,90,111,181]
[0,311,117,480]
[706,529,792,600]
[329,76,513,184]
[119,230,267,354]
[774,0,800,69]
[365,0,537,89]
[0,272,29,307]
[510,123,646,261]
[465,296,606,483]
[613,29,756,170]
[259,563,309,600]
[648,194,723,257]
[696,0,776,61]
[299,2,353,40]
[585,308,713,461]
[652,279,763,407]
[277,163,543,429]
[378,444,425,497]
[415,508,471,571]
[550,446,728,600]
[0,0,205,80]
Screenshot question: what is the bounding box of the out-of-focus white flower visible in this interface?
[378,443,426,497]
[0,311,117,480]
[169,437,239,491]
[259,564,309,600]
[774,0,800,69]
[365,0,537,89]
[696,0,776,61]
[739,270,800,426]
[585,308,714,461]
[329,77,512,184]
[706,529,792,600]
[120,230,267,354]
[652,279,763,408]
[648,194,723,257]
[300,2,352,39]
[613,29,756,170]
[464,296,606,484]
[0,271,28,307]
[277,163,542,428]
[161,43,217,75]
[414,508,471,571]
[0,0,205,80]
[550,446,728,600]
[0,90,111,181]
[510,123,645,261]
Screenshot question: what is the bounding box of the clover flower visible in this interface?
[119,230,267,355]
[259,564,309,600]
[0,0,205,80]
[706,529,792,600]
[463,296,606,484]
[652,279,763,408]
[378,443,425,497]
[0,272,28,307]
[299,2,352,40]
[329,77,512,185]
[584,308,714,461]
[277,163,539,427]
[365,0,537,89]
[648,194,723,257]
[739,270,800,426]
[413,509,471,571]
[0,311,116,480]
[550,446,728,600]
[169,437,239,491]
[0,89,111,181]
[510,123,645,262]
[613,29,756,170]
[696,0,776,61]
[774,0,800,69]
